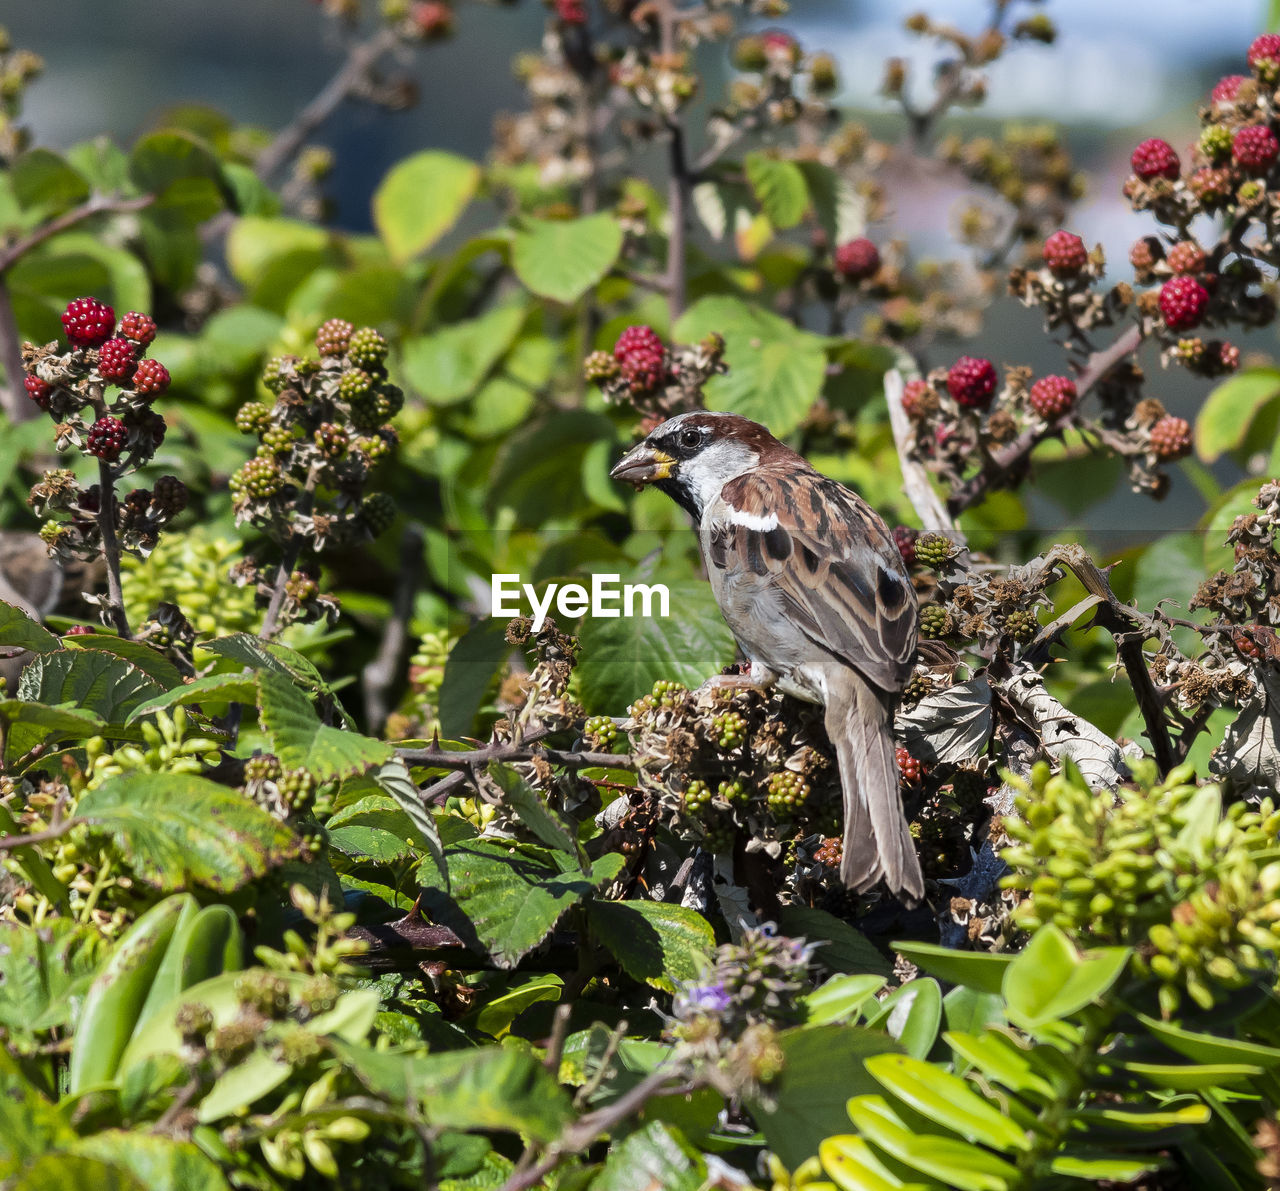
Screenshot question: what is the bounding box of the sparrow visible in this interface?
[610,410,924,901]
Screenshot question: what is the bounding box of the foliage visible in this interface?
[3,1,1280,1189]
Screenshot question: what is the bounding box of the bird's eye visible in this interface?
[679,428,702,450]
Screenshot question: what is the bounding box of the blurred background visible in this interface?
[5,0,1278,538]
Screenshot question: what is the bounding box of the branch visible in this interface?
[885,368,955,534]
[657,0,689,322]
[260,469,318,640]
[97,459,132,639]
[497,1066,695,1191]
[0,815,74,853]
[254,27,400,181]
[0,193,155,275]
[361,522,424,732]
[947,323,1144,517]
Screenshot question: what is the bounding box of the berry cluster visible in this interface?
[588,326,728,419]
[766,770,810,814]
[896,747,927,786]
[914,532,956,570]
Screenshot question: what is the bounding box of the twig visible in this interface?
[254,27,400,181]
[0,816,75,853]
[361,522,424,731]
[0,194,155,275]
[97,459,132,639]
[497,1066,694,1191]
[542,1003,572,1075]
[657,0,689,322]
[884,368,955,534]
[260,469,318,639]
[947,324,1144,517]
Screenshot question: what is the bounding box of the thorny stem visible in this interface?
[0,194,155,275]
[97,459,132,639]
[260,469,318,640]
[254,27,400,181]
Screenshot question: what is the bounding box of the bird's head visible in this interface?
[609,411,783,518]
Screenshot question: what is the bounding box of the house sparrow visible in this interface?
[610,411,923,901]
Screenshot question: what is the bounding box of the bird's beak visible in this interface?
[609,443,675,488]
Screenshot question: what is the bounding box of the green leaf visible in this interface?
[0,700,107,767]
[490,764,582,860]
[752,1024,901,1168]
[0,600,60,653]
[326,794,421,862]
[511,214,624,303]
[1074,1101,1210,1130]
[592,1121,705,1191]
[778,906,893,976]
[804,975,888,1026]
[864,1053,1030,1152]
[1195,367,1280,462]
[0,804,66,910]
[258,670,392,779]
[1049,1152,1160,1181]
[76,773,297,891]
[0,1047,76,1166]
[198,1049,291,1122]
[16,650,163,723]
[893,941,1012,997]
[0,919,105,1036]
[820,1133,927,1191]
[125,674,260,723]
[576,577,736,712]
[226,216,333,286]
[373,150,480,264]
[435,618,511,740]
[844,1096,1018,1191]
[799,162,866,247]
[745,151,809,229]
[69,1133,230,1191]
[401,302,527,405]
[129,131,226,214]
[63,635,184,690]
[674,295,828,435]
[1003,926,1129,1028]
[10,1155,146,1191]
[11,148,90,214]
[943,1032,1058,1101]
[1135,1013,1280,1068]
[198,633,328,693]
[373,759,447,888]
[587,900,715,992]
[472,973,563,1038]
[1120,1060,1263,1091]
[863,978,942,1060]
[423,840,604,968]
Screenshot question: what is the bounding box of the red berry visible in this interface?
[86,415,128,462]
[63,625,97,636]
[61,297,116,348]
[1187,166,1235,208]
[613,326,666,393]
[555,0,586,22]
[1165,241,1206,275]
[1212,75,1247,106]
[1233,124,1279,173]
[1042,230,1088,277]
[1129,237,1162,273]
[23,374,51,409]
[893,526,918,565]
[1028,375,1077,420]
[1130,138,1180,182]
[1220,342,1241,372]
[96,337,137,382]
[896,746,926,785]
[901,379,931,418]
[1158,276,1210,331]
[946,356,998,409]
[119,311,157,348]
[762,31,800,64]
[132,358,171,396]
[1150,415,1192,461]
[409,1,453,38]
[1249,33,1280,82]
[834,237,881,281]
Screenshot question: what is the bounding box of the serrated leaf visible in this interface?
[0,1047,77,1167]
[864,1053,1030,1152]
[401,302,526,405]
[1195,367,1280,462]
[373,150,480,264]
[799,161,867,246]
[374,758,447,890]
[0,600,60,653]
[326,795,421,862]
[10,1154,145,1191]
[674,295,828,435]
[490,764,582,860]
[587,900,715,992]
[198,634,328,693]
[17,650,162,723]
[745,151,809,229]
[895,677,992,765]
[511,213,624,303]
[576,577,736,712]
[592,1121,705,1191]
[0,919,106,1036]
[69,1132,230,1191]
[258,670,391,779]
[422,841,601,968]
[76,773,297,892]
[11,148,91,214]
[125,674,260,723]
[63,635,183,689]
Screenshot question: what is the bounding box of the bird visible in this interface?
[610,410,924,901]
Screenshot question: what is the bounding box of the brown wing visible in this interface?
[707,467,917,694]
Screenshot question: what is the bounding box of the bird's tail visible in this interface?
[826,677,924,903]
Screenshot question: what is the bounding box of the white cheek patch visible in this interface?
[727,509,779,532]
